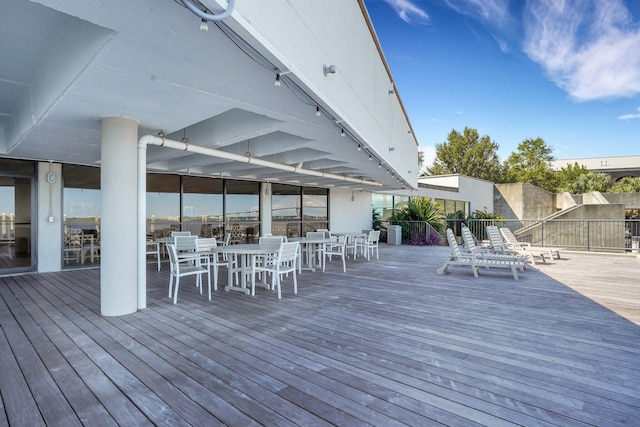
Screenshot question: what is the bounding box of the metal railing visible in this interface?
[376,220,443,245]
[457,218,640,254]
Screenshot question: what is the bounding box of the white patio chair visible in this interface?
[196,237,236,291]
[63,229,83,264]
[256,236,288,275]
[171,231,191,238]
[354,230,380,260]
[323,234,347,272]
[166,243,211,304]
[305,231,326,270]
[253,241,300,299]
[174,235,198,254]
[146,241,161,271]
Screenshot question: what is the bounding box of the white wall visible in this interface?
[37,162,62,272]
[457,176,494,213]
[234,0,418,187]
[391,174,495,213]
[329,188,372,233]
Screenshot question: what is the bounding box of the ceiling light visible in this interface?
[341,129,345,137]
[315,106,321,117]
[274,74,281,87]
[368,155,372,160]
[357,144,361,151]
[200,19,208,32]
[378,163,382,168]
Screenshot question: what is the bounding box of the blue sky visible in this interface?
[364,0,640,168]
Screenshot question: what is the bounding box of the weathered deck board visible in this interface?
[0,245,638,426]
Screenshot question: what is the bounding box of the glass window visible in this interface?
[147,173,180,236]
[303,187,328,233]
[271,184,301,237]
[271,185,328,237]
[272,184,301,221]
[63,164,101,234]
[225,180,259,243]
[372,193,394,220]
[394,196,409,214]
[63,164,100,267]
[183,176,223,237]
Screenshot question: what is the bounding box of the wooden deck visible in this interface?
[1,245,639,426]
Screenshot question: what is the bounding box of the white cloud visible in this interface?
[382,0,429,24]
[618,107,640,120]
[443,0,511,27]
[523,0,640,101]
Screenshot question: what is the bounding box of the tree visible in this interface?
[503,138,557,192]
[555,162,588,192]
[570,171,611,193]
[417,150,425,175]
[610,176,640,193]
[426,127,504,182]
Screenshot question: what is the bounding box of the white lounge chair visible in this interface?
[486,226,549,265]
[500,227,562,260]
[437,229,522,280]
[461,226,527,270]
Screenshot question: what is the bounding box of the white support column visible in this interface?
[100,117,138,316]
[261,182,272,235]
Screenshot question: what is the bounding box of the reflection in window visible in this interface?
[183,176,223,238]
[372,193,395,220]
[63,164,100,267]
[147,173,180,236]
[271,184,328,237]
[63,164,101,234]
[225,180,259,243]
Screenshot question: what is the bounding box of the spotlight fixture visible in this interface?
[368,155,372,160]
[341,129,345,137]
[357,144,361,151]
[274,74,281,87]
[315,106,321,117]
[378,162,382,168]
[323,64,337,76]
[200,19,209,32]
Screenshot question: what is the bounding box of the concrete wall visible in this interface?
[494,183,556,220]
[516,204,626,252]
[602,192,640,209]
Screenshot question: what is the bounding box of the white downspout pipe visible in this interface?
[138,134,383,187]
[137,140,147,310]
[180,0,235,22]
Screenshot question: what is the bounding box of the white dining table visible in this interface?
[289,236,336,272]
[215,243,279,295]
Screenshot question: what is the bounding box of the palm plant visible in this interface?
[390,197,445,245]
[393,197,445,234]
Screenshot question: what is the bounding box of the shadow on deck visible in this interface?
[0,245,638,426]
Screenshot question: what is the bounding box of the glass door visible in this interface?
[0,175,35,273]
